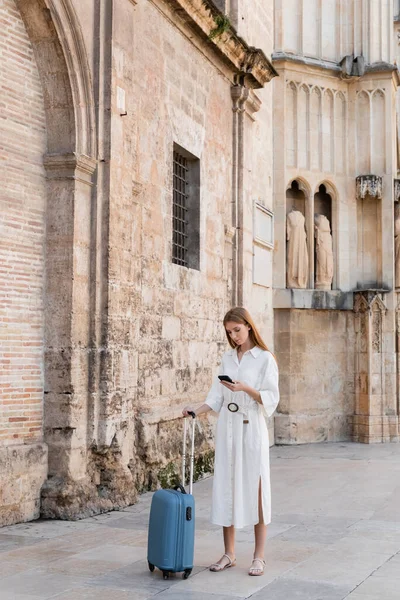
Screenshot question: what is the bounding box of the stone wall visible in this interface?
[274,307,355,444]
[102,0,273,494]
[0,0,48,524]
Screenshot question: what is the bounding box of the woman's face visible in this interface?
[225,321,250,347]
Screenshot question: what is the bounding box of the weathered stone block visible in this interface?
[0,443,47,526]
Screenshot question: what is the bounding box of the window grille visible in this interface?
[172,151,188,267]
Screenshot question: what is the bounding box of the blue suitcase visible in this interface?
[147,413,196,580]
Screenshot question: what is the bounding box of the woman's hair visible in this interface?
[223,307,270,352]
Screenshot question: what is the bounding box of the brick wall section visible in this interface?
[0,0,47,446]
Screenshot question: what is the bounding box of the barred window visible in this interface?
[172,145,200,270]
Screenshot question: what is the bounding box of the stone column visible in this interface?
[231,83,249,307]
[41,152,100,518]
[353,291,399,443]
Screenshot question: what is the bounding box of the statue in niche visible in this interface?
[395,208,400,288]
[314,214,334,290]
[286,210,309,289]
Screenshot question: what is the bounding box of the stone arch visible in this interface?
[356,90,371,173]
[11,0,99,518]
[371,89,386,174]
[298,84,309,169]
[15,0,96,157]
[335,91,346,174]
[310,87,322,171]
[314,179,338,199]
[286,178,312,289]
[286,82,297,167]
[286,176,312,198]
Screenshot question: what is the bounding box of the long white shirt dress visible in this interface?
[205,346,279,529]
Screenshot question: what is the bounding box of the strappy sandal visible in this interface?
[249,557,265,576]
[209,553,236,572]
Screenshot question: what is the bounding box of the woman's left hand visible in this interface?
[220,380,248,393]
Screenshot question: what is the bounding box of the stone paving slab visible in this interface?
[0,442,400,599]
[248,577,351,600]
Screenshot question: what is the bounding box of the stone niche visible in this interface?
[286,180,310,289]
[314,184,333,291]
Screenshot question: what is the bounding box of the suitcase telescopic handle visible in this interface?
[182,413,196,495]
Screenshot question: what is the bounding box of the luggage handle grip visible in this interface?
[174,484,187,494]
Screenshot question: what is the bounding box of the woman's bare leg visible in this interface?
[250,480,267,575]
[223,525,235,557]
[209,526,236,571]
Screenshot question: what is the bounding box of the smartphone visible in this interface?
[218,375,234,383]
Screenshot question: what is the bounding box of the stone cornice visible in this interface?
[159,0,277,88]
[272,51,340,73]
[44,153,97,185]
[273,51,400,84]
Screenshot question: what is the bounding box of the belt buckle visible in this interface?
[227,402,239,413]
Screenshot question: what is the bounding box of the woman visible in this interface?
[182,307,279,576]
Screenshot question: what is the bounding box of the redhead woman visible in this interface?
[182,307,279,577]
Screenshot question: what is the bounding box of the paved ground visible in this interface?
[1,443,400,600]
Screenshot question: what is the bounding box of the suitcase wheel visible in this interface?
[162,571,170,580]
[148,562,155,573]
[183,569,192,579]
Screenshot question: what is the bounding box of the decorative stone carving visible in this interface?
[395,208,400,288]
[286,210,308,289]
[394,179,400,202]
[314,214,333,291]
[356,175,383,200]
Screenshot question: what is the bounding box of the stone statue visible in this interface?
[286,210,309,289]
[395,210,400,288]
[314,214,333,290]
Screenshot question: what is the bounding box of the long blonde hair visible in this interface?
[223,307,270,353]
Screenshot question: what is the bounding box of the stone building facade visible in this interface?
[273,0,400,446]
[0,0,276,526]
[2,0,400,528]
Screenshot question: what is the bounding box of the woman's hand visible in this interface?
[220,380,262,403]
[220,380,248,393]
[182,406,195,417]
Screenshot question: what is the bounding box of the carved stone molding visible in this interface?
[353,290,388,315]
[231,84,249,112]
[44,152,97,185]
[224,225,236,243]
[154,0,277,89]
[244,91,262,121]
[356,175,383,200]
[395,179,400,202]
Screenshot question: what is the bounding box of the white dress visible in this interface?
[205,347,279,529]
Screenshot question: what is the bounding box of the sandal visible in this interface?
[209,553,236,572]
[249,557,265,576]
